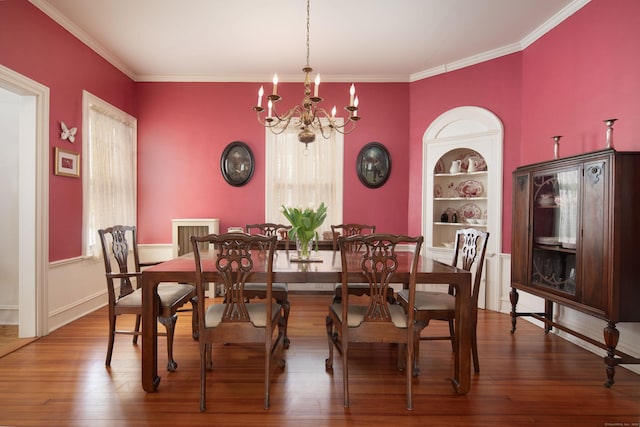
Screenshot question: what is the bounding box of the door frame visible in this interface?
[0,64,49,337]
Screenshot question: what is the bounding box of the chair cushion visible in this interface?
[244,283,288,292]
[116,283,195,308]
[397,289,455,311]
[205,302,282,328]
[329,303,407,328]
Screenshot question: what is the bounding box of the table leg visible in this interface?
[142,275,160,392]
[451,276,471,394]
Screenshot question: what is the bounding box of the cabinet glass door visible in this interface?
[531,168,578,296]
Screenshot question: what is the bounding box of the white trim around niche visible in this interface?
[421,106,503,311]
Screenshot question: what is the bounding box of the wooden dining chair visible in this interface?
[398,227,489,376]
[98,225,197,371]
[330,223,397,303]
[245,223,291,251]
[245,223,291,348]
[325,233,423,410]
[191,232,286,411]
[330,223,376,252]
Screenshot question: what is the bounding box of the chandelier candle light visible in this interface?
[253,0,360,147]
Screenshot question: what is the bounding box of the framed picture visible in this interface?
[356,142,391,188]
[54,147,80,178]
[220,141,254,186]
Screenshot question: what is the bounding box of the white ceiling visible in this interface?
[31,0,588,82]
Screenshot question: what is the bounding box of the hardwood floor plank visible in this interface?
[0,294,638,426]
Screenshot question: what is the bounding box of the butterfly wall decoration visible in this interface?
[60,121,77,143]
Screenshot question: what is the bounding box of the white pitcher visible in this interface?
[467,159,478,173]
[450,159,462,174]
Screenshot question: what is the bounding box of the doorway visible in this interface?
[0,65,49,341]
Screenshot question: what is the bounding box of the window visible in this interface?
[265,123,343,232]
[82,91,137,257]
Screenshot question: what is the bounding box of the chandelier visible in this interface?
[253,0,360,146]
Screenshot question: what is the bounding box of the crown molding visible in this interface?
[520,0,591,49]
[410,0,591,82]
[135,73,409,83]
[410,43,522,82]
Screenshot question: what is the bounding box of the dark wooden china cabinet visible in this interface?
[510,148,640,387]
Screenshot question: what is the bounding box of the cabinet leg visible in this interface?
[603,321,619,388]
[544,300,553,334]
[509,287,519,333]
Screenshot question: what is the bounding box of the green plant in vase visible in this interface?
[282,202,327,260]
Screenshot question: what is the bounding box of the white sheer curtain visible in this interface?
[265,122,343,233]
[82,91,137,257]
[555,170,577,246]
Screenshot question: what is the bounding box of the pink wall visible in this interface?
[408,53,523,252]
[135,81,410,243]
[0,0,135,261]
[521,0,640,161]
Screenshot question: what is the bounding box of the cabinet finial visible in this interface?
[604,119,617,149]
[552,136,562,159]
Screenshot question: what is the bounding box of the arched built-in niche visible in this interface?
[422,106,503,310]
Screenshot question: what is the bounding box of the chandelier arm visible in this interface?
[328,117,358,135]
[314,106,359,132]
[329,122,358,135]
[268,102,284,122]
[262,104,299,127]
[269,116,295,135]
[256,106,297,132]
[314,106,344,129]
[316,122,333,140]
[268,122,292,135]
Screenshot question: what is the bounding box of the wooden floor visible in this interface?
[0,325,37,358]
[0,294,638,426]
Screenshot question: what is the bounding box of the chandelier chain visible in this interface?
[306,0,310,68]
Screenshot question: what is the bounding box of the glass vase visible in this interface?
[296,237,314,260]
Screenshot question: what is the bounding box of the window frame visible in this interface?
[81,90,137,257]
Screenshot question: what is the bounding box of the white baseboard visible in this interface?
[0,305,18,324]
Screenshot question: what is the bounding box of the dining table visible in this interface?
[141,249,472,394]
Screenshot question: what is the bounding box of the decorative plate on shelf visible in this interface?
[456,180,484,197]
[458,203,482,220]
[445,182,458,198]
[434,183,442,197]
[456,151,486,172]
[434,158,446,174]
